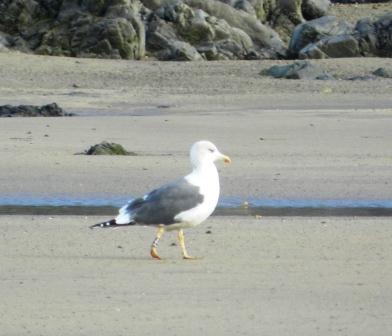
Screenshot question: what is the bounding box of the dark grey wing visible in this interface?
[126,178,204,225]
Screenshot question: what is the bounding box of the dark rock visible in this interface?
[289,16,352,57]
[299,33,360,58]
[368,16,389,56]
[85,141,136,156]
[0,103,71,117]
[261,60,334,80]
[356,14,392,57]
[372,67,392,78]
[302,0,331,21]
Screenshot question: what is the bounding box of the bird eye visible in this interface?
[208,148,215,153]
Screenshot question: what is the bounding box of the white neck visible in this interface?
[186,161,219,187]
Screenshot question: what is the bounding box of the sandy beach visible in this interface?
[0,51,392,335]
[1,215,391,336]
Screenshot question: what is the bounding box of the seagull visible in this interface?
[90,140,231,260]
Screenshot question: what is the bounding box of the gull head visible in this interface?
[190,140,231,168]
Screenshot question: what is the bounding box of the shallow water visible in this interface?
[0,196,391,216]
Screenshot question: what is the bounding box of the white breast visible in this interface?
[174,164,220,228]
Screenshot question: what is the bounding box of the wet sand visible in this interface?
[1,215,391,336]
[1,109,392,201]
[1,54,391,202]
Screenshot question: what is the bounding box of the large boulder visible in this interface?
[302,0,331,20]
[289,15,352,57]
[356,14,392,57]
[298,33,360,58]
[183,0,287,56]
[0,0,145,59]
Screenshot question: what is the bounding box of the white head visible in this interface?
[190,140,231,169]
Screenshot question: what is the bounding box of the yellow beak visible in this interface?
[221,154,231,164]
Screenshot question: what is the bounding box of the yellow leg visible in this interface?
[150,226,165,260]
[178,229,196,260]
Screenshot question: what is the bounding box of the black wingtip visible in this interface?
[89,219,137,229]
[89,219,116,229]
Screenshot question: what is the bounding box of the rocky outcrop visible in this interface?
[0,0,145,59]
[0,103,71,117]
[145,0,331,60]
[0,0,334,60]
[146,1,270,60]
[0,0,390,61]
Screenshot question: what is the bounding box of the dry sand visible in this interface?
[1,215,391,336]
[1,53,392,114]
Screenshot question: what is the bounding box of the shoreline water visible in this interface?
[2,202,392,216]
